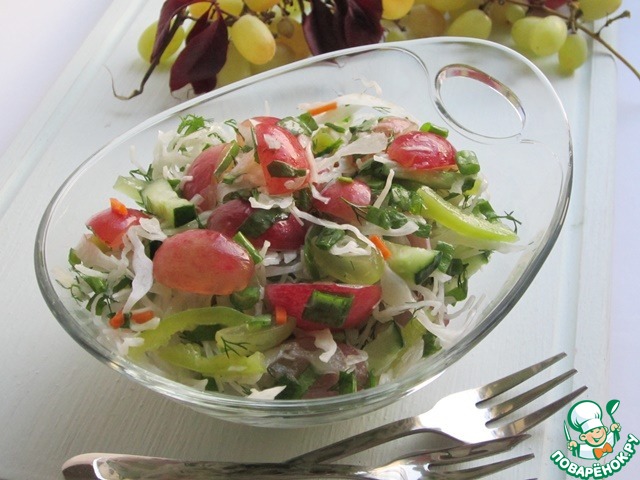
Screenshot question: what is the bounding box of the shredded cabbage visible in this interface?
[62,92,519,399]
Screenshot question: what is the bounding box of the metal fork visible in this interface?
[287,352,585,464]
[63,435,534,480]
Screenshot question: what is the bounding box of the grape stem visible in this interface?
[501,0,640,81]
[113,10,189,100]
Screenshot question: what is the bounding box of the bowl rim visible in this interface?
[34,37,573,419]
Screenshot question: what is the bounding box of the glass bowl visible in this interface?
[35,38,572,427]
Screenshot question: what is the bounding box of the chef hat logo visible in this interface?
[567,400,605,434]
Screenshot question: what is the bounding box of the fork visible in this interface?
[63,435,534,480]
[286,352,586,464]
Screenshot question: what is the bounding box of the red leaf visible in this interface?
[343,0,383,47]
[303,0,346,55]
[152,0,203,63]
[169,12,229,93]
[302,0,383,55]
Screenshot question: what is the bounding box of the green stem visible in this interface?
[113,10,189,100]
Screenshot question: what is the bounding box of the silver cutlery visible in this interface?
[287,352,585,464]
[63,352,583,479]
[63,435,533,479]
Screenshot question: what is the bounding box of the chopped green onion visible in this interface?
[455,150,480,175]
[325,122,346,133]
[414,251,442,285]
[293,188,313,211]
[81,275,108,294]
[230,286,261,311]
[180,324,223,344]
[298,112,319,132]
[349,118,377,133]
[474,199,498,221]
[222,175,240,185]
[365,206,408,230]
[314,227,346,250]
[447,258,465,276]
[461,177,478,193]
[420,122,449,138]
[233,232,263,264]
[266,160,308,178]
[435,241,454,273]
[278,116,312,136]
[276,367,317,399]
[337,371,357,394]
[302,290,354,327]
[68,248,81,267]
[422,331,441,357]
[238,208,287,238]
[177,114,207,135]
[413,220,432,238]
[214,141,240,179]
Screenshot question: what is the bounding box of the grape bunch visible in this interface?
[131,0,312,97]
[126,0,632,99]
[380,0,623,74]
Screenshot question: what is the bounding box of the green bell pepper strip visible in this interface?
[215,318,296,355]
[416,187,518,243]
[129,306,266,355]
[156,343,267,381]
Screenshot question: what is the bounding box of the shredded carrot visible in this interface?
[131,310,156,324]
[307,101,338,117]
[109,310,125,329]
[110,197,129,217]
[369,235,392,260]
[274,305,288,325]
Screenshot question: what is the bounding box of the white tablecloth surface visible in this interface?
[1,1,638,478]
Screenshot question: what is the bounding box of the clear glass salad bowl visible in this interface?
[35,38,572,427]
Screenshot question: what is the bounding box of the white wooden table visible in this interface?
[1,2,638,478]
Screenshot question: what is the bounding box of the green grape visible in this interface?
[219,0,244,16]
[276,15,294,37]
[511,16,541,53]
[382,0,416,20]
[251,43,297,74]
[382,20,408,42]
[485,2,527,25]
[419,0,467,12]
[446,0,483,20]
[138,21,186,65]
[217,44,252,88]
[245,0,279,12]
[446,9,492,39]
[231,15,276,65]
[275,18,310,59]
[579,0,622,21]
[485,2,508,24]
[558,33,589,73]
[398,5,446,39]
[505,4,528,24]
[529,15,568,56]
[188,2,213,18]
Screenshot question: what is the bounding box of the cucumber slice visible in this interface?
[384,241,442,285]
[113,175,147,203]
[141,179,197,227]
[364,322,403,376]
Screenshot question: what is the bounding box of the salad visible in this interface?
[59,93,519,400]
